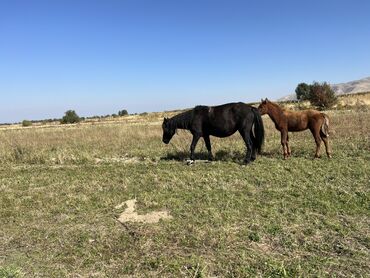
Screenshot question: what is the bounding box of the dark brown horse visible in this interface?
[162,102,264,164]
[258,98,331,159]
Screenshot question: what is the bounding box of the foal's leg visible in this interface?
[203,135,214,161]
[239,129,253,164]
[286,134,291,157]
[281,130,289,159]
[310,129,322,158]
[320,133,332,158]
[190,134,200,161]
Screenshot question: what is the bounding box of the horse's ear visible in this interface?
[163,117,168,122]
[261,98,264,102]
[265,98,269,102]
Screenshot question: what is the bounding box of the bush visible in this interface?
[309,81,337,109]
[295,81,338,110]
[118,110,128,116]
[22,120,32,127]
[295,83,311,101]
[61,110,81,124]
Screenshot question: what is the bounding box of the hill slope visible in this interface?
[279,76,370,101]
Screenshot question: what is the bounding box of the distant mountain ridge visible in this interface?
[278,76,370,101]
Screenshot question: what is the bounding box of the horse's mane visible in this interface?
[267,101,286,114]
[168,109,193,130]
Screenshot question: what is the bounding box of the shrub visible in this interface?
[295,82,311,101]
[295,81,338,110]
[309,81,337,109]
[61,110,81,124]
[118,109,128,116]
[22,120,32,127]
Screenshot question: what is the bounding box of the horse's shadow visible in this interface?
[160,150,245,163]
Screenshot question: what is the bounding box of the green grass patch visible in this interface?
[1,109,369,276]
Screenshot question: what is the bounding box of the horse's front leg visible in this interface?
[204,135,214,161]
[286,134,291,157]
[190,134,200,161]
[281,130,289,159]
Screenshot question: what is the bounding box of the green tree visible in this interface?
[118,109,128,116]
[22,120,32,127]
[61,110,81,124]
[309,82,337,109]
[295,82,311,100]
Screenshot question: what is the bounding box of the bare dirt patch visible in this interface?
[116,199,172,224]
[95,156,143,164]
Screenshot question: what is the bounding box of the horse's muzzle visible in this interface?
[163,139,170,144]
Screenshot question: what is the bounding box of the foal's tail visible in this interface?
[252,107,265,154]
[321,113,330,137]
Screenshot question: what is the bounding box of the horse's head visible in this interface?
[162,118,175,144]
[258,98,270,115]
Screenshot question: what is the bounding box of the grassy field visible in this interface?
[1,107,369,277]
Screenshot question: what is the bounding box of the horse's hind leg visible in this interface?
[204,135,214,161]
[310,129,322,158]
[239,128,253,164]
[249,130,257,161]
[320,133,332,158]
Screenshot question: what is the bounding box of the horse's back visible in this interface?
[305,109,326,123]
[208,102,248,110]
[193,102,255,137]
[285,109,325,131]
[195,102,252,118]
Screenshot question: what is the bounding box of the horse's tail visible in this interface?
[321,113,330,137]
[252,107,265,154]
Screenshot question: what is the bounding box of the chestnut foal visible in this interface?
[258,98,331,159]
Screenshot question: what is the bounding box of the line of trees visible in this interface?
[59,109,129,124]
[20,109,131,126]
[19,83,339,127]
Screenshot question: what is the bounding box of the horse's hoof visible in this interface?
[186,159,194,165]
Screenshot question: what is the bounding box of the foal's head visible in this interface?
[162,118,176,144]
[258,98,271,115]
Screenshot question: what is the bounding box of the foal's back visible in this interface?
[284,109,324,132]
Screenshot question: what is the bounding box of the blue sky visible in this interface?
[0,0,369,123]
